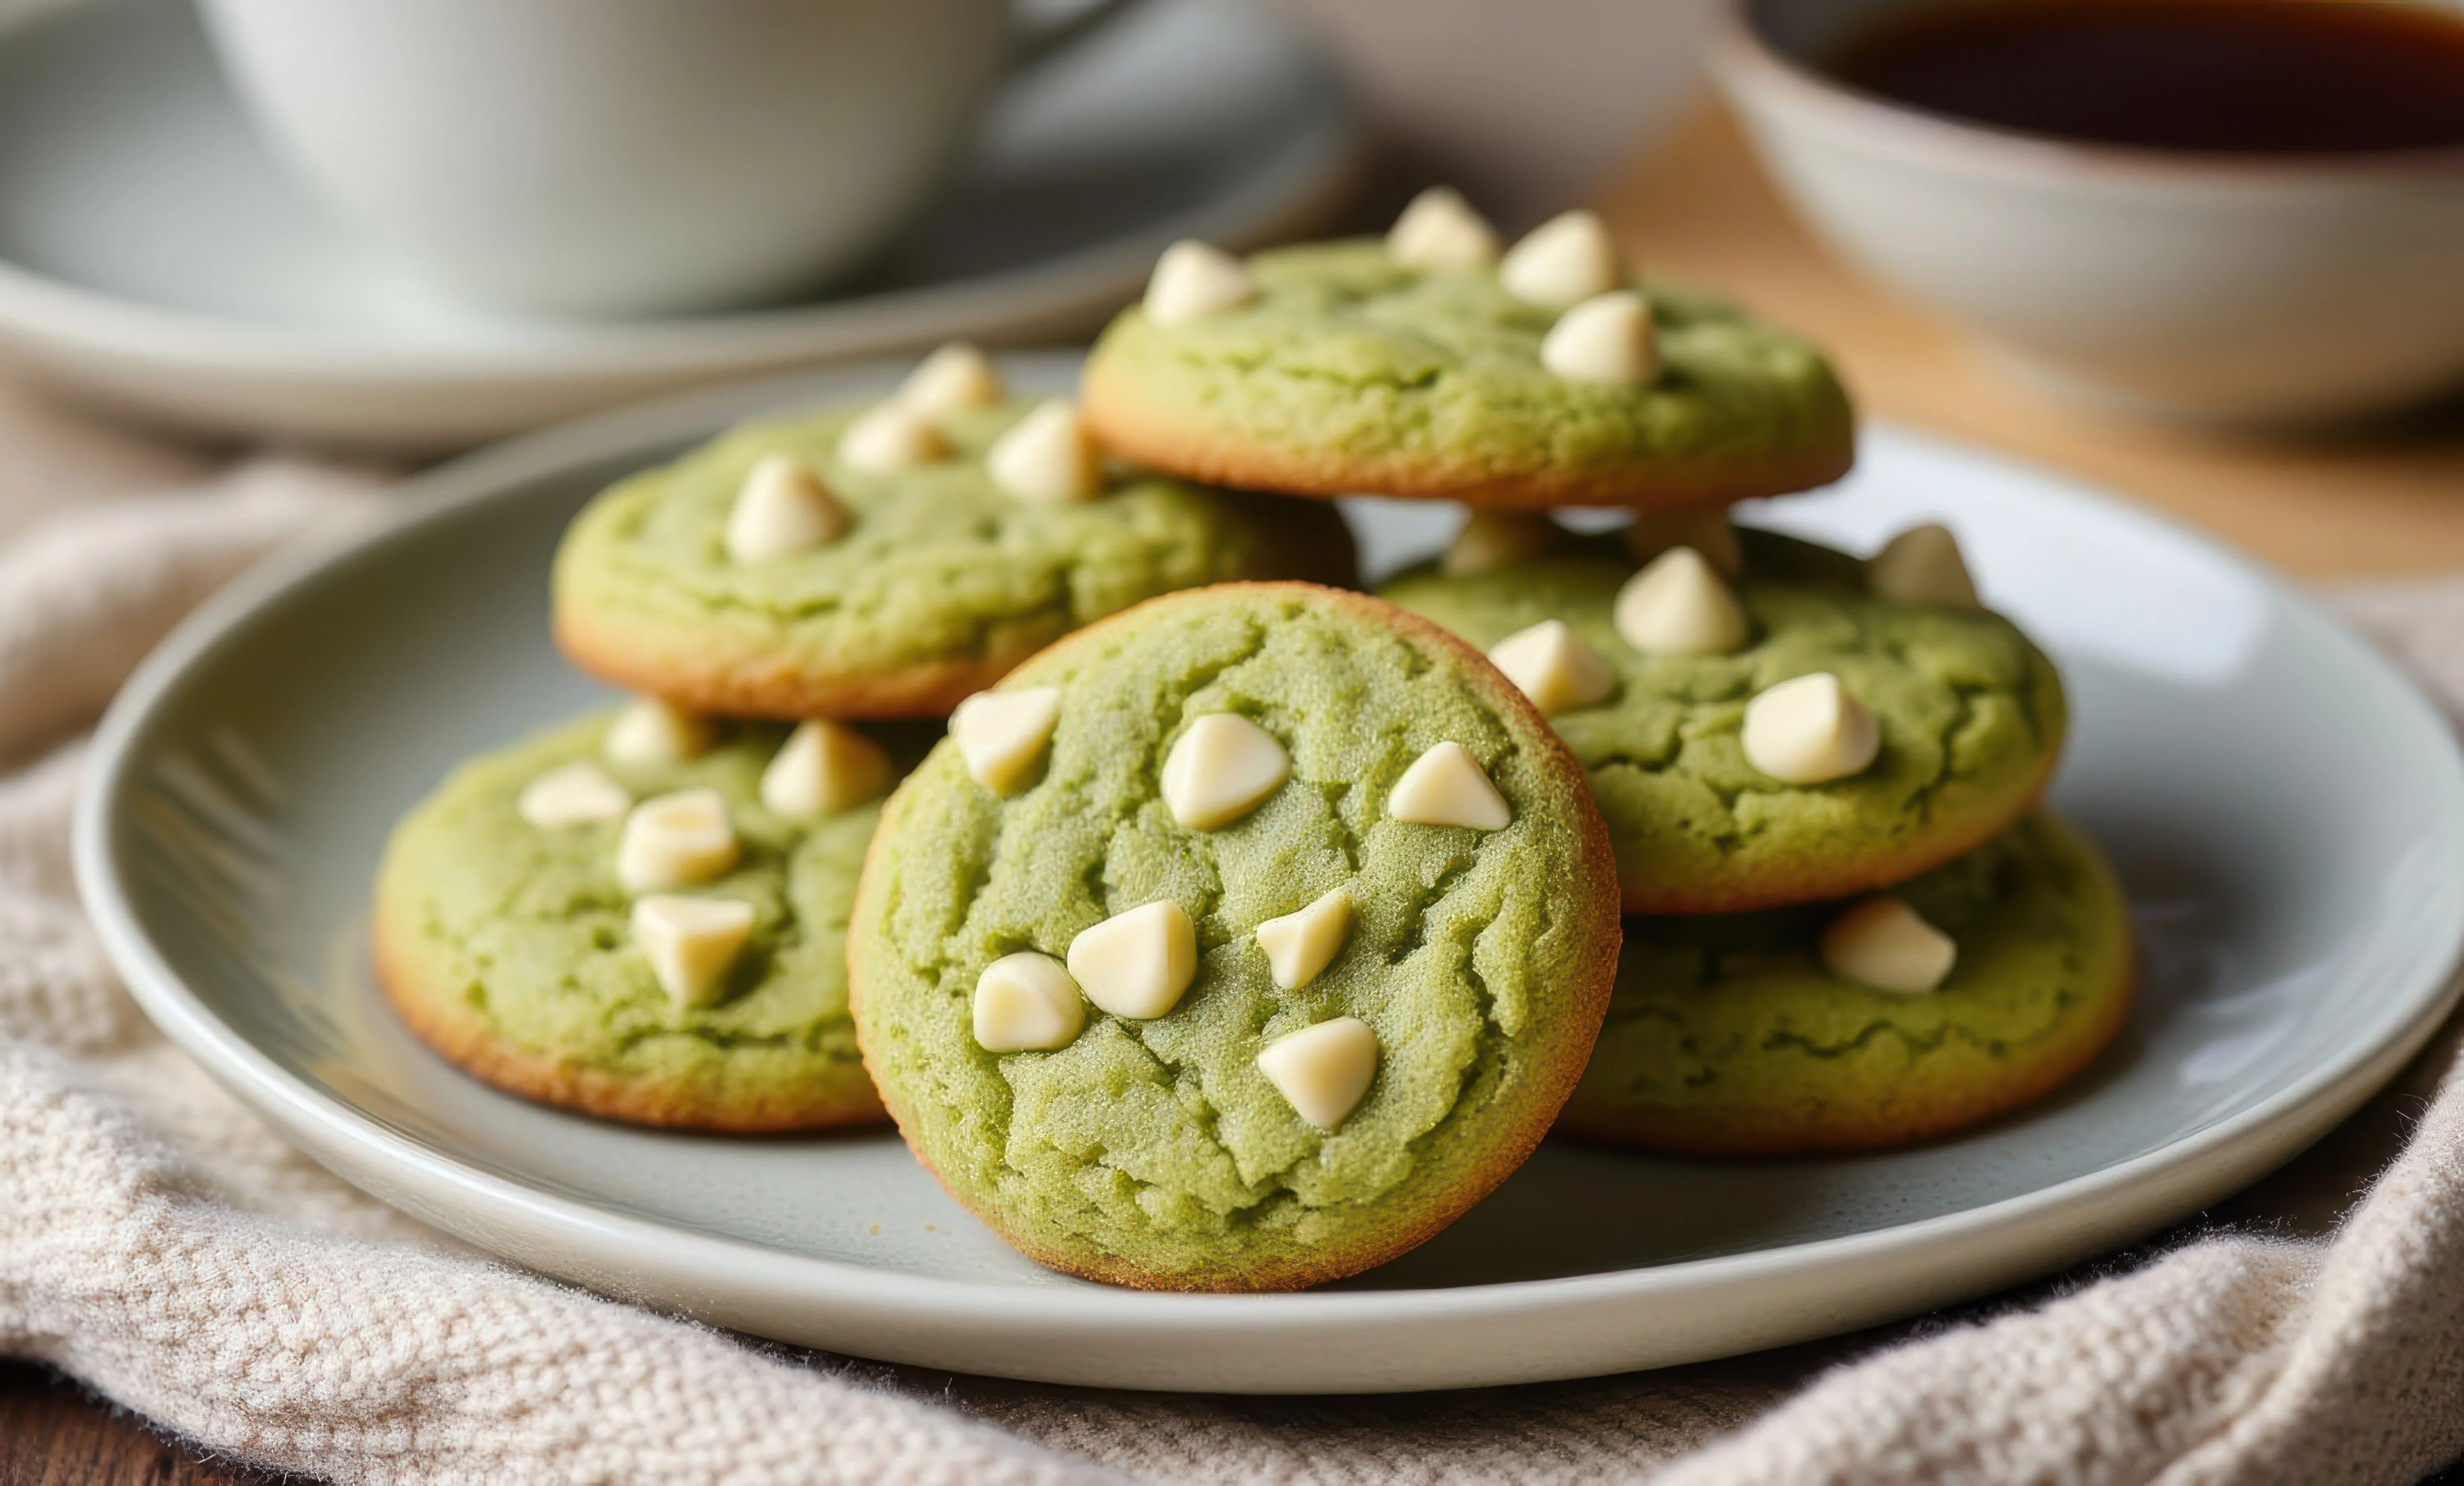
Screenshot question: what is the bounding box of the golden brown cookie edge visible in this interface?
[848,580,1621,1290]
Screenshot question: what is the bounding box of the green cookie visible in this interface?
[1559,813,2132,1154]
[849,582,1622,1290]
[1082,239,1855,510]
[554,398,1358,720]
[1380,528,2066,913]
[375,711,930,1131]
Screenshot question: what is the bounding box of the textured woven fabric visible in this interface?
[5,391,2463,1485]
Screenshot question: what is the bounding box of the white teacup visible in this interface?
[198,0,1142,318]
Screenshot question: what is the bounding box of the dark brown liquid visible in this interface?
[1831,1,2464,155]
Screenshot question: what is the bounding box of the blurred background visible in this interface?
[0,0,2455,566]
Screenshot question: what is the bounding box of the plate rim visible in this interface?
[72,357,2464,1389]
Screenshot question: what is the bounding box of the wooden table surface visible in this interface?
[11,99,2464,1486]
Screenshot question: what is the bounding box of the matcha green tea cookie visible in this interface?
[375,702,931,1130]
[1381,522,2065,914]
[1080,198,1855,511]
[554,348,1358,720]
[848,582,1622,1290]
[1558,813,2131,1154]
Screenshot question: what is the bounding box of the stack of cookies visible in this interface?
[1076,191,2126,1159]
[374,188,2128,1294]
[375,361,1358,1133]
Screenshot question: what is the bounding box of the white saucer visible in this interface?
[0,0,1356,451]
[76,355,2464,1394]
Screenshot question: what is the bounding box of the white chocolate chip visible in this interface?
[615,787,739,895]
[1869,523,1980,608]
[986,401,1105,504]
[1820,899,1957,994]
[1539,291,1659,384]
[1386,186,1501,269]
[725,454,849,564]
[1067,900,1198,1019]
[972,951,1087,1052]
[837,401,951,474]
[950,686,1061,795]
[1257,1016,1379,1129]
[1160,714,1290,830]
[1615,546,1749,656]
[1740,672,1879,784]
[760,720,892,820]
[1386,741,1511,830]
[631,895,756,1007]
[1143,239,1257,327]
[517,761,631,830]
[1625,506,1742,574]
[1488,620,1616,715]
[1255,886,1354,991]
[1441,511,1562,576]
[898,342,1004,416]
[1498,209,1621,308]
[603,697,715,770]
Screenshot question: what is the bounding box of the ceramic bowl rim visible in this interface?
[1713,0,2464,190]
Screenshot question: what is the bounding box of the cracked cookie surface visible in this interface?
[375,710,931,1130]
[1381,530,2066,913]
[1558,813,2131,1153]
[554,399,1358,719]
[1081,239,1855,511]
[848,582,1620,1290]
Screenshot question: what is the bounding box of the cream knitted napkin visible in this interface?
[6,398,2464,1486]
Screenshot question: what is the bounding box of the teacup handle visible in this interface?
[1009,0,1153,68]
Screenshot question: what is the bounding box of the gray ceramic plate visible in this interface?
[76,354,2464,1394]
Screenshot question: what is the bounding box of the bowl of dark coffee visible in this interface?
[1717,0,2464,425]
